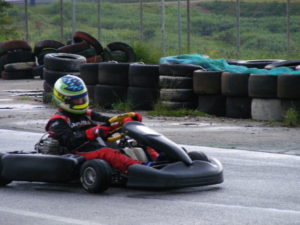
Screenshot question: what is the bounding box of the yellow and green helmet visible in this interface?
[53,75,89,114]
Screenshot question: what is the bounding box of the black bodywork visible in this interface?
[0,121,223,190]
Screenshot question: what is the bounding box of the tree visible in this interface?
[0,0,20,42]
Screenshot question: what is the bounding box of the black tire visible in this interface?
[73,31,104,56]
[188,151,209,162]
[226,97,252,119]
[4,62,36,71]
[248,74,277,98]
[277,74,300,99]
[251,98,283,121]
[43,68,80,86]
[32,65,44,79]
[0,154,12,186]
[228,59,285,69]
[98,62,129,86]
[107,42,136,62]
[80,63,99,85]
[193,71,222,95]
[160,88,194,102]
[57,41,89,54]
[161,100,196,109]
[159,63,204,77]
[0,40,31,56]
[197,95,226,116]
[159,75,192,89]
[34,40,65,56]
[1,69,34,80]
[86,85,95,101]
[37,49,58,65]
[6,51,35,64]
[42,91,53,104]
[44,53,86,72]
[127,86,159,110]
[221,72,250,97]
[265,60,300,70]
[80,159,112,193]
[128,64,159,88]
[94,84,127,108]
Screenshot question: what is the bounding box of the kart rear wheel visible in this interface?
[80,159,112,193]
[188,151,209,162]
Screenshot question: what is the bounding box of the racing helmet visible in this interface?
[53,74,89,114]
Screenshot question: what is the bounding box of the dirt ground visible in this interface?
[0,78,299,156]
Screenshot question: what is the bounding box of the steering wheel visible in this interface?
[106,112,137,142]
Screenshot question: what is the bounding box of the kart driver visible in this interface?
[45,74,158,173]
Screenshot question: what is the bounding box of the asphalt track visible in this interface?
[0,129,299,225]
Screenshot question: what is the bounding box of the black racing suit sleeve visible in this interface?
[47,118,88,152]
[89,110,110,124]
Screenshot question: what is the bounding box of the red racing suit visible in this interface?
[45,109,145,172]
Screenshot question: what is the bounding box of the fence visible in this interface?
[7,0,300,60]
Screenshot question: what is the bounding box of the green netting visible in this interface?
[160,54,300,76]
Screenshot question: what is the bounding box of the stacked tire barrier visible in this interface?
[159,63,201,109]
[42,53,86,103]
[128,63,159,110]
[95,62,129,108]
[0,40,36,79]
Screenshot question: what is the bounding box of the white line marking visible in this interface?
[0,207,106,225]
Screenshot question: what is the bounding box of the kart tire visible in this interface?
[44,53,86,72]
[94,84,127,108]
[160,88,194,102]
[248,74,277,98]
[159,76,192,89]
[98,62,129,86]
[188,151,209,162]
[107,42,136,62]
[226,97,252,119]
[0,154,12,186]
[277,74,300,99]
[128,64,159,88]
[193,71,222,95]
[80,159,112,193]
[80,63,98,85]
[43,68,80,86]
[159,63,204,77]
[197,95,226,116]
[34,40,65,56]
[221,72,250,97]
[127,86,159,110]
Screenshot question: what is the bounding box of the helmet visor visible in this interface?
[66,92,89,110]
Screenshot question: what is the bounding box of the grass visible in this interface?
[111,101,135,112]
[282,108,300,127]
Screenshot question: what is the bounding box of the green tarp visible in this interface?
[160,54,300,75]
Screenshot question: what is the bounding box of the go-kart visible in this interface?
[0,113,223,193]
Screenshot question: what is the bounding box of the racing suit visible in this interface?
[45,109,149,172]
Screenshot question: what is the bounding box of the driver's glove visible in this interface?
[123,112,143,124]
[85,126,113,140]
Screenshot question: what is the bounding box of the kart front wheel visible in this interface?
[80,159,112,193]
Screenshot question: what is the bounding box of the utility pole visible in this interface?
[286,0,291,56]
[72,0,76,36]
[186,0,190,53]
[139,0,144,40]
[177,0,182,54]
[60,0,64,42]
[97,0,101,41]
[24,0,29,41]
[160,0,166,56]
[236,0,240,56]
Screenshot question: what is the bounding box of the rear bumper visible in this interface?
[126,157,223,189]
